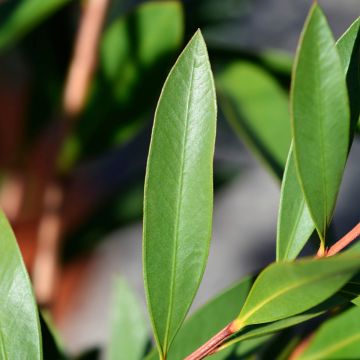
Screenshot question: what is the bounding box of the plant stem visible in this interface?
[184,321,239,360]
[326,222,360,257]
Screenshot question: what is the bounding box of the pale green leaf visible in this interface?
[0,0,71,51]
[0,210,42,359]
[291,4,350,242]
[217,61,291,178]
[107,278,148,360]
[299,306,360,360]
[143,30,216,357]
[235,254,360,327]
[276,143,314,261]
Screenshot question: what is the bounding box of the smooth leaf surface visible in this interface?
[217,61,291,178]
[107,278,148,360]
[337,17,360,141]
[276,144,314,261]
[146,276,254,360]
[0,210,42,359]
[0,0,71,51]
[291,4,349,242]
[299,306,360,360]
[235,254,360,327]
[143,30,216,356]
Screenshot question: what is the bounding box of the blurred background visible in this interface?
[0,0,359,358]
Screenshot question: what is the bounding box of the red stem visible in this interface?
[184,321,238,360]
[326,222,360,257]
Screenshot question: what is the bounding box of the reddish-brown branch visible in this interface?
[289,333,315,360]
[326,222,360,257]
[184,321,239,360]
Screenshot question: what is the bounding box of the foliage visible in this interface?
[0,1,359,359]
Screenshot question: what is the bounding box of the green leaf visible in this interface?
[0,0,71,52]
[146,276,254,360]
[337,17,360,141]
[298,306,360,360]
[276,17,360,261]
[276,143,314,261]
[143,30,216,357]
[107,278,148,360]
[217,61,291,179]
[234,254,360,327]
[291,4,350,242]
[0,210,42,359]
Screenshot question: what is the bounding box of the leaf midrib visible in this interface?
[239,266,354,325]
[163,45,198,351]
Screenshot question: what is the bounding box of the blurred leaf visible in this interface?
[146,275,254,360]
[291,4,349,243]
[40,312,68,360]
[0,209,42,359]
[66,0,184,164]
[108,278,148,360]
[143,31,216,357]
[298,306,360,360]
[276,144,314,261]
[217,61,291,179]
[0,0,71,52]
[337,17,360,142]
[235,254,360,327]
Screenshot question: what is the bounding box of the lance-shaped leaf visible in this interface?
[276,18,360,261]
[107,278,148,360]
[0,209,42,359]
[234,254,360,327]
[291,4,350,243]
[143,31,216,357]
[217,61,291,179]
[276,143,314,261]
[0,0,71,51]
[337,17,360,141]
[299,306,360,360]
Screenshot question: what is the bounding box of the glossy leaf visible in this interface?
[0,0,71,51]
[276,17,360,261]
[291,4,350,242]
[143,31,216,357]
[337,17,360,141]
[146,276,254,360]
[299,306,360,360]
[0,210,42,359]
[276,144,314,261]
[235,254,360,327]
[217,61,291,178]
[107,278,148,360]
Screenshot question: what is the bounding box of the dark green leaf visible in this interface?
[107,278,148,360]
[0,0,71,52]
[143,30,216,357]
[337,17,360,142]
[217,61,291,178]
[299,306,360,359]
[234,254,360,327]
[291,4,349,242]
[276,143,314,261]
[0,210,42,358]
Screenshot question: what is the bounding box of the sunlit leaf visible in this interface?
[0,210,42,359]
[291,4,349,243]
[143,30,216,357]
